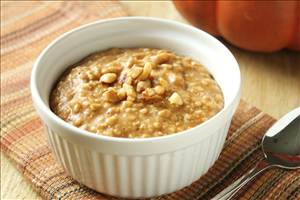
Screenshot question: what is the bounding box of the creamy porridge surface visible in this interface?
[50,48,224,138]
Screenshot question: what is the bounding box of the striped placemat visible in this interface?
[1,1,299,199]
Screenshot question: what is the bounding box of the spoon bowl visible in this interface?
[262,108,300,169]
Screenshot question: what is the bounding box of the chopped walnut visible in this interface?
[168,92,183,106]
[138,62,153,80]
[100,73,117,84]
[154,85,165,95]
[101,64,122,74]
[136,80,151,93]
[103,89,119,103]
[128,65,143,79]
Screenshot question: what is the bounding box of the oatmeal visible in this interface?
[50,48,224,138]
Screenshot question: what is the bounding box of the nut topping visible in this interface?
[103,89,119,103]
[138,62,153,80]
[128,66,143,79]
[51,48,223,138]
[168,92,183,105]
[100,73,117,84]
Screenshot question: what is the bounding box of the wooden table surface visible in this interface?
[1,1,300,199]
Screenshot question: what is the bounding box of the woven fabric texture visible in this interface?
[1,1,299,200]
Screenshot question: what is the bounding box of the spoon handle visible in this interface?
[212,160,273,200]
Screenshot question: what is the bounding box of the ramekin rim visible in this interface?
[30,16,241,143]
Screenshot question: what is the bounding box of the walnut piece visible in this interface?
[100,73,117,84]
[168,92,183,106]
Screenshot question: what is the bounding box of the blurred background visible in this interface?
[1,1,299,199]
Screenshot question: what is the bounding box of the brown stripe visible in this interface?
[0,6,91,69]
[23,165,68,197]
[193,145,262,199]
[224,112,264,147]
[59,186,94,200]
[1,1,70,44]
[269,172,299,199]
[1,128,44,168]
[1,117,42,149]
[287,178,300,200]
[1,130,44,168]
[1,2,98,56]
[1,93,31,113]
[250,169,286,200]
[1,2,50,28]
[226,105,260,137]
[283,174,300,200]
[292,188,300,200]
[32,165,65,186]
[21,146,51,172]
[1,61,33,79]
[1,105,36,131]
[1,75,29,94]
[49,179,78,199]
[1,103,34,129]
[201,149,264,200]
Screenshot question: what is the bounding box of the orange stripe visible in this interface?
[1,93,31,114]
[1,2,70,43]
[1,76,29,94]
[1,1,56,35]
[267,172,299,199]
[1,2,89,55]
[1,117,42,149]
[21,145,51,172]
[1,14,89,71]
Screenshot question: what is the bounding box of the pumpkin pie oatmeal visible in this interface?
[50,48,224,138]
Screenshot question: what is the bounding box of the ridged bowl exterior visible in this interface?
[31,17,241,198]
[45,120,232,198]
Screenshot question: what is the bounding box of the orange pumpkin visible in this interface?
[174,1,300,52]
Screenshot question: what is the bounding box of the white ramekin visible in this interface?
[31,17,241,198]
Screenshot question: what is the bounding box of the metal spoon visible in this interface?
[213,107,300,200]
